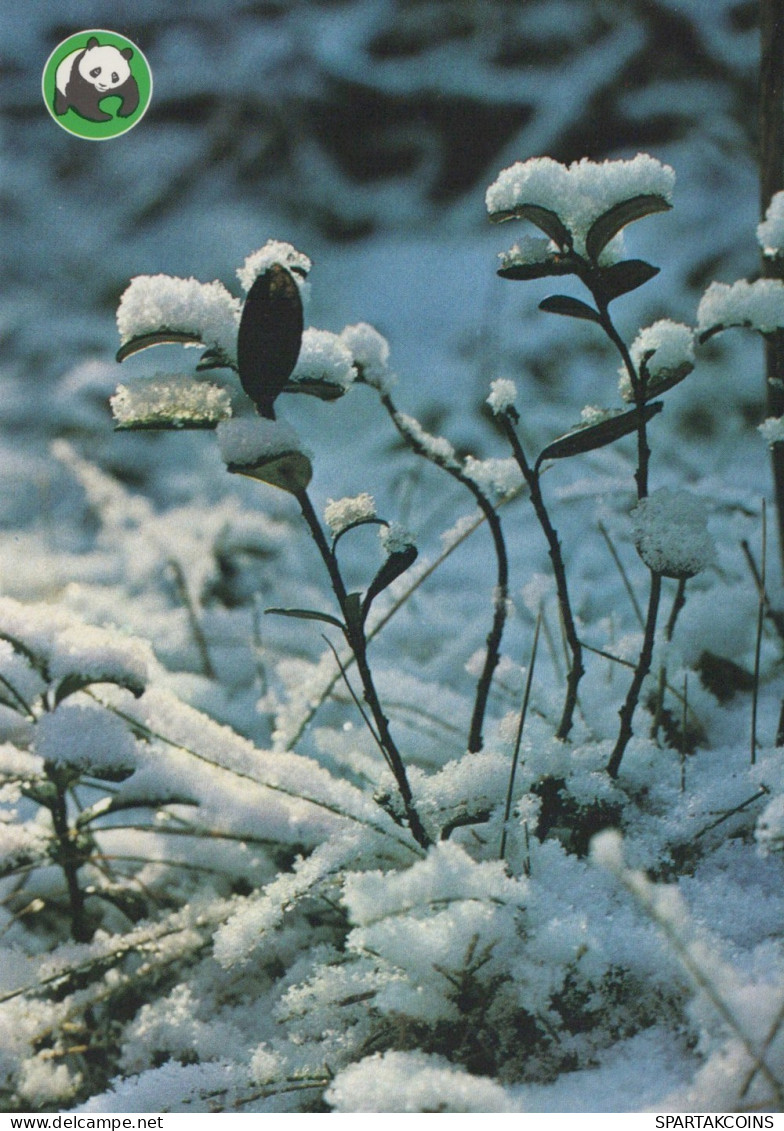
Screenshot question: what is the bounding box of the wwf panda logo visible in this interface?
[55,37,139,122]
[43,31,152,139]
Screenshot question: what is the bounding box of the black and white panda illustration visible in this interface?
[54,37,140,122]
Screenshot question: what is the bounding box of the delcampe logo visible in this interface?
[42,29,152,140]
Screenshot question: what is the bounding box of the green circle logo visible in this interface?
[42,30,152,140]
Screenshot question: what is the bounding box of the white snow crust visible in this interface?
[236,240,312,292]
[216,417,305,467]
[758,191,784,258]
[110,375,232,429]
[323,493,376,536]
[632,488,715,578]
[697,278,784,335]
[486,154,674,255]
[116,276,241,359]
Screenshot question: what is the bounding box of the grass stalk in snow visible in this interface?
[680,673,688,794]
[499,410,583,740]
[500,610,541,862]
[597,833,784,1108]
[751,500,767,765]
[598,519,645,629]
[167,557,216,679]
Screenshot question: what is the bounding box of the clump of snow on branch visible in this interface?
[757,192,784,259]
[620,320,695,400]
[380,523,415,555]
[498,235,559,270]
[486,154,674,255]
[236,240,312,292]
[462,456,523,500]
[116,276,241,359]
[340,323,393,391]
[697,279,784,335]
[486,378,518,415]
[0,597,152,690]
[631,488,715,578]
[34,702,139,775]
[579,405,619,427]
[110,375,232,429]
[290,329,355,392]
[758,417,784,446]
[324,493,376,537]
[216,417,306,468]
[393,412,460,468]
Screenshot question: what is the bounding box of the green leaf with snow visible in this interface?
[362,544,418,621]
[489,203,572,250]
[536,402,663,466]
[116,330,209,363]
[497,257,577,282]
[113,416,225,432]
[585,194,671,262]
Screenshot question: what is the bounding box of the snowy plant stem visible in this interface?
[500,412,583,740]
[607,570,662,779]
[760,0,784,561]
[379,393,509,754]
[651,577,688,742]
[294,488,431,849]
[595,304,650,499]
[48,773,90,943]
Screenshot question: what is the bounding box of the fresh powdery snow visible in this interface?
[379,522,416,555]
[110,375,232,429]
[758,191,784,258]
[631,488,716,578]
[216,417,307,468]
[116,276,242,360]
[485,154,675,254]
[290,328,355,392]
[236,240,313,292]
[697,278,784,335]
[323,493,376,536]
[339,322,393,391]
[486,378,518,415]
[621,320,695,399]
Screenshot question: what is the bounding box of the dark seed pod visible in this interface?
[237,264,304,419]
